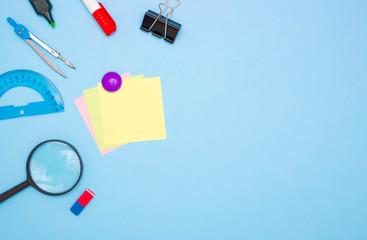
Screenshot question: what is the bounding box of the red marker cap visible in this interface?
[81,0,116,36]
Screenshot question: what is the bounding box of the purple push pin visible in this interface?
[102,72,122,92]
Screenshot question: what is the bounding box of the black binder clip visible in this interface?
[140,0,181,44]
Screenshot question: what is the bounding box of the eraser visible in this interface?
[70,189,95,216]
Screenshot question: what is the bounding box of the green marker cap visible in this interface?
[29,0,55,28]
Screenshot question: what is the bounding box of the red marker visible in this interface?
[81,0,116,36]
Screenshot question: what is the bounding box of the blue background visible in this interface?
[0,0,366,239]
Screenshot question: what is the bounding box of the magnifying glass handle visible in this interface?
[0,180,30,204]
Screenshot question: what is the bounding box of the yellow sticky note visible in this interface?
[83,74,144,150]
[98,76,167,145]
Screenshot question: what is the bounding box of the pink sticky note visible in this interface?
[74,72,131,155]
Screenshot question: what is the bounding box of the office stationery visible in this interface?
[74,72,131,153]
[141,0,181,43]
[0,70,64,121]
[102,72,122,92]
[98,76,167,144]
[0,140,83,204]
[81,0,116,36]
[74,96,122,155]
[29,0,55,28]
[83,74,143,151]
[7,17,76,78]
[75,73,166,154]
[70,189,95,215]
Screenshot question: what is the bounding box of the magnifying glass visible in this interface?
[0,140,83,203]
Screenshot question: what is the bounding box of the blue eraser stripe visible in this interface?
[70,201,84,216]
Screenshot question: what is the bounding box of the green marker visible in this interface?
[29,0,55,28]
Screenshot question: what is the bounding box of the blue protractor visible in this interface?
[0,69,64,120]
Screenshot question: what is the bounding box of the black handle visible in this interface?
[0,180,30,203]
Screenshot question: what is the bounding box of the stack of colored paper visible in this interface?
[74,72,167,155]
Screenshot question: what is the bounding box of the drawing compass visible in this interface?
[7,17,76,78]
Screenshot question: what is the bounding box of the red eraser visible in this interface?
[77,189,95,207]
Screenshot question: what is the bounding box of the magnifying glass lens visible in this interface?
[29,141,82,194]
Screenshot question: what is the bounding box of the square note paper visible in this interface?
[98,76,166,145]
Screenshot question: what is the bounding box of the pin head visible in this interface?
[102,72,122,92]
